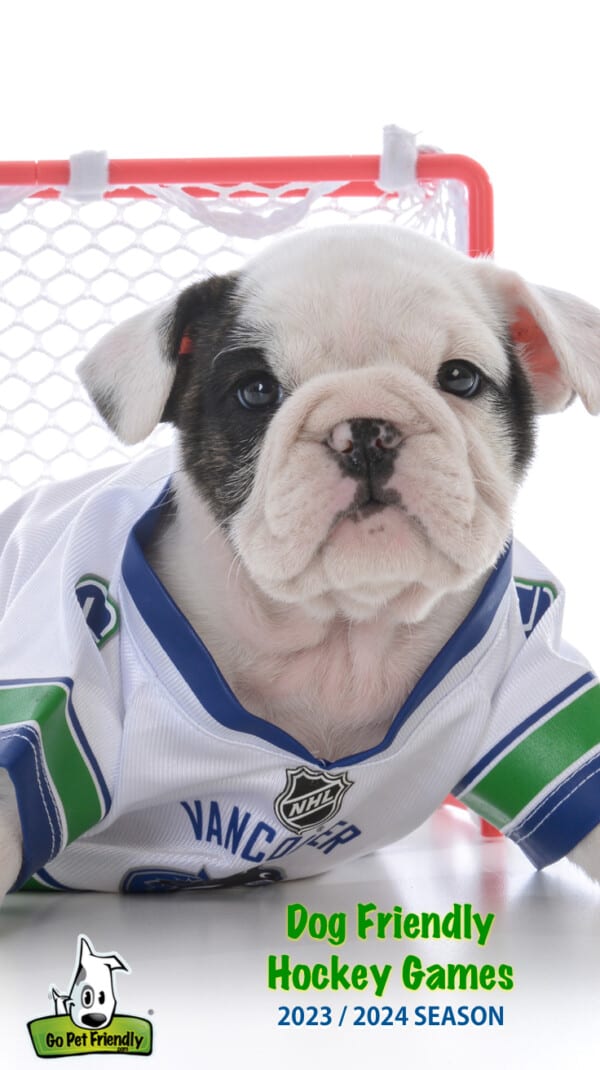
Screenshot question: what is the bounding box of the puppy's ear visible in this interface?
[78,275,239,443]
[77,302,176,444]
[476,260,600,415]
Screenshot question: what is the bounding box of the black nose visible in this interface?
[326,419,402,478]
[81,1013,107,1028]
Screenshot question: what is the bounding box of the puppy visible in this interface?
[1,222,600,896]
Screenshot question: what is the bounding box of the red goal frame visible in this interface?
[0,151,494,258]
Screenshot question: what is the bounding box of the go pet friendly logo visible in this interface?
[27,934,153,1058]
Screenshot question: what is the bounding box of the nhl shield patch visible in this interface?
[274,766,353,833]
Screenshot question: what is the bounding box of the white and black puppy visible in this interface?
[1,223,600,897]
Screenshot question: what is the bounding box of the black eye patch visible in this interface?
[162,271,283,524]
[174,347,283,523]
[491,339,536,478]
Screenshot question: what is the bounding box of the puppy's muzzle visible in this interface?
[326,418,402,479]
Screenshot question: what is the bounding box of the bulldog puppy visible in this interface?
[1,223,600,898]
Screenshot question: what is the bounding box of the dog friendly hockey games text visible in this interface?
[267,901,513,1028]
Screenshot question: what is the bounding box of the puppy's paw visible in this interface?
[568,823,600,884]
[0,770,23,902]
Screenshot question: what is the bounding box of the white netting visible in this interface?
[0,169,467,507]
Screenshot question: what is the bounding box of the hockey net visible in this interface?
[0,134,493,508]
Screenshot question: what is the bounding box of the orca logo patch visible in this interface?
[76,575,120,648]
[514,577,557,638]
[274,766,353,833]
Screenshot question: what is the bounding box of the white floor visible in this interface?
[3,806,600,1068]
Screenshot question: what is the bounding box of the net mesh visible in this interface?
[0,172,467,507]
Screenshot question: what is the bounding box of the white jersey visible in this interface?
[1,449,600,894]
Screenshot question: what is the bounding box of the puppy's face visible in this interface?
[80,225,600,624]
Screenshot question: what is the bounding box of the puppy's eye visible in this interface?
[81,986,94,1008]
[236,374,284,411]
[437,360,482,399]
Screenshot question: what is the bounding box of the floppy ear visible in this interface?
[78,302,177,444]
[78,274,240,444]
[476,260,600,415]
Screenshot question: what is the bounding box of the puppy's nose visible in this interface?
[326,419,402,476]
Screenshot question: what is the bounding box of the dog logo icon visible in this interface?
[27,934,153,1058]
[51,935,128,1030]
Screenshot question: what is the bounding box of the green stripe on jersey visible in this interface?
[0,683,103,843]
[462,684,600,829]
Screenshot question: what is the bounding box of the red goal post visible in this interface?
[0,150,494,257]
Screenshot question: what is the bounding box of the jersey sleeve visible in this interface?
[453,568,600,869]
[0,678,113,890]
[0,478,124,891]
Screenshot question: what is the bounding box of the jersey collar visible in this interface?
[121,483,513,769]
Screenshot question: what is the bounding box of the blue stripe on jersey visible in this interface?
[0,723,63,889]
[62,679,112,815]
[122,486,317,767]
[510,750,600,868]
[452,672,596,797]
[370,541,513,759]
[122,485,513,769]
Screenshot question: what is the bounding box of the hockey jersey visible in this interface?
[1,447,600,893]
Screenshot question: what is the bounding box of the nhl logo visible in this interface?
[274,767,353,833]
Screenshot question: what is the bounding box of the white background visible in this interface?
[2,0,600,662]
